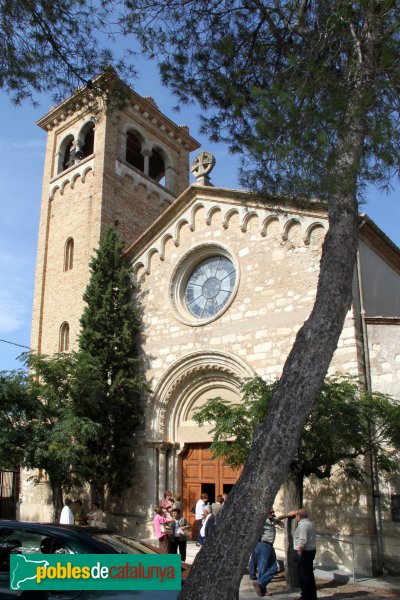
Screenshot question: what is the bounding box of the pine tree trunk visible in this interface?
[283,470,303,587]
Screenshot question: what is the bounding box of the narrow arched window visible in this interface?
[149,149,165,184]
[64,238,74,271]
[59,322,69,352]
[81,124,95,158]
[126,131,144,171]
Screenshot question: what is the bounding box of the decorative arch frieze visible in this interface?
[260,215,280,237]
[282,217,302,241]
[240,210,259,232]
[115,159,175,206]
[49,160,94,200]
[145,248,159,274]
[160,234,174,260]
[132,262,145,278]
[222,208,241,229]
[131,199,328,279]
[148,350,255,444]
[173,219,190,247]
[60,179,70,195]
[190,203,205,230]
[304,221,326,245]
[205,205,222,226]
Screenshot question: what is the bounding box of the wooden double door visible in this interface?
[182,444,242,538]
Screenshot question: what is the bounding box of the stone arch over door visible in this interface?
[148,350,254,518]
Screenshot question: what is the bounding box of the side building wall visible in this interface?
[359,234,400,572]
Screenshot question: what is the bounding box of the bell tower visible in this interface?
[31,72,200,358]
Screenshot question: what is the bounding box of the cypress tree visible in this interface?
[78,226,145,498]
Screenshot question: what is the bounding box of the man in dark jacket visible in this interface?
[204,502,223,538]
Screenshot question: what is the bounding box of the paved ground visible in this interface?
[239,571,400,600]
[184,541,400,600]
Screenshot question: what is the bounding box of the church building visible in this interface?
[22,71,400,576]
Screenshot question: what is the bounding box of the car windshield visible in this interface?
[92,534,157,555]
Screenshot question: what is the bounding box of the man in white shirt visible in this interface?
[291,508,317,600]
[59,498,74,525]
[195,492,209,545]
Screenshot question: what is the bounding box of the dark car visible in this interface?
[0,521,187,599]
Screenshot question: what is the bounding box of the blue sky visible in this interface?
[0,57,399,372]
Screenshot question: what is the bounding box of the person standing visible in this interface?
[195,492,209,546]
[153,505,173,553]
[250,507,291,597]
[59,498,74,524]
[172,493,183,512]
[204,502,223,539]
[291,508,318,600]
[169,508,190,561]
[87,502,104,527]
[73,499,87,525]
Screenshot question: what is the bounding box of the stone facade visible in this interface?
[123,186,390,576]
[24,74,400,577]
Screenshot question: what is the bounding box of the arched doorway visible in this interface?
[182,444,242,537]
[147,350,254,516]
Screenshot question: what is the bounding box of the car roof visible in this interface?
[0,521,117,549]
[0,520,110,534]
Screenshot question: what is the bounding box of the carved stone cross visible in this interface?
[191,151,216,185]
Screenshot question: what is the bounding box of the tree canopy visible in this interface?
[0,352,99,517]
[194,375,400,495]
[0,228,146,514]
[0,0,134,104]
[121,0,400,198]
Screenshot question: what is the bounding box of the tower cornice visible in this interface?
[36,70,200,152]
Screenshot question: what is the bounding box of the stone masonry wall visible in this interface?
[134,202,360,392]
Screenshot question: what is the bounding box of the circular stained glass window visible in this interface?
[185,256,236,319]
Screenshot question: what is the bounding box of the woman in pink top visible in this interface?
[153,505,173,552]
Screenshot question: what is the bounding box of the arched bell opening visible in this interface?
[149,148,165,185]
[126,130,145,172]
[80,123,95,159]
